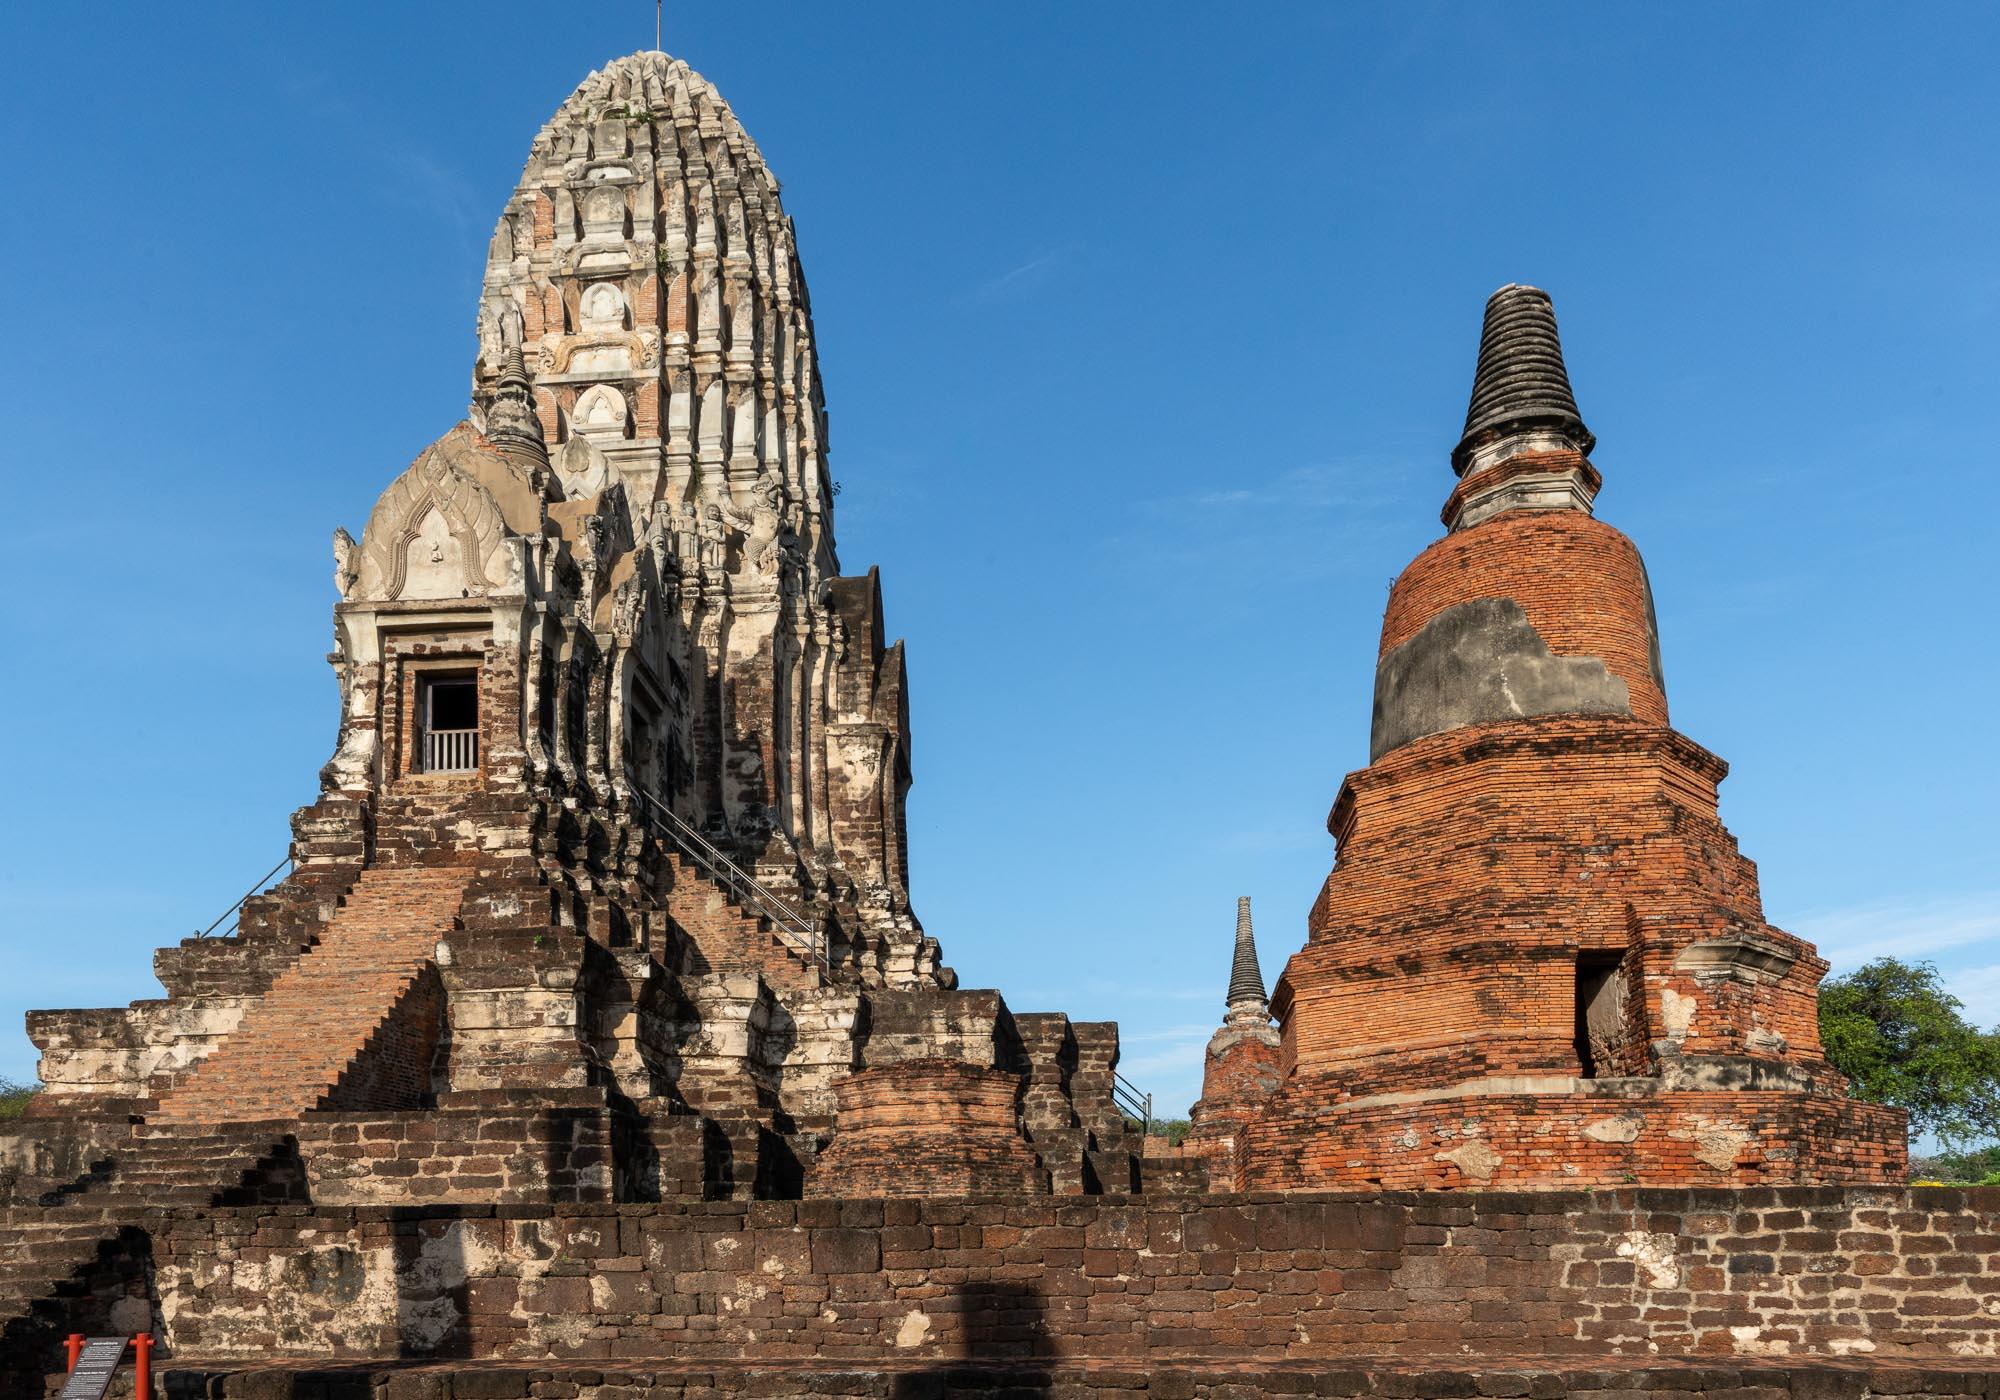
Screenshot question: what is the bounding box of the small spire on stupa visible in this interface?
[485,342,550,472]
[1451,284,1594,476]
[1225,896,1269,1020]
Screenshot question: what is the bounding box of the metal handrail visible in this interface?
[192,855,295,940]
[1113,1070,1153,1138]
[633,788,825,971]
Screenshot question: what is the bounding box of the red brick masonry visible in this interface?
[809,1059,1049,1197]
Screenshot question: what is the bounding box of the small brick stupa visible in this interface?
[1207,285,1908,1191]
[1186,898,1282,1161]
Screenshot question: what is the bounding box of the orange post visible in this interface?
[133,1333,153,1396]
[65,1334,84,1372]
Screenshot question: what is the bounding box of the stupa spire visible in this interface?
[1443,285,1602,530]
[1226,896,1268,1017]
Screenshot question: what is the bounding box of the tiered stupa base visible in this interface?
[1233,1080,1906,1191]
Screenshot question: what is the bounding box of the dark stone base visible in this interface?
[151,1358,2000,1400]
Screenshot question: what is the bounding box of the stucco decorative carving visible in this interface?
[352,442,515,602]
[332,527,358,599]
[556,434,615,500]
[571,384,629,442]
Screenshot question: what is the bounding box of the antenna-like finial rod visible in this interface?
[656,0,662,52]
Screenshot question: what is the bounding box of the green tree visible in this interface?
[1819,958,2000,1147]
[0,1075,38,1122]
[1148,1118,1193,1147]
[1911,1143,2000,1184]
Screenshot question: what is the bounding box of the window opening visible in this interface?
[420,672,479,773]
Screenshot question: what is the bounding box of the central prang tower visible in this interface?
[457,51,930,972]
[17,52,1146,1210]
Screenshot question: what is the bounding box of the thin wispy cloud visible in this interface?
[1174,461,1394,513]
[1098,458,1421,595]
[282,70,487,247]
[967,249,1065,305]
[1791,891,2000,969]
[1160,462,1408,516]
[1117,1025,1215,1117]
[1939,963,2000,1032]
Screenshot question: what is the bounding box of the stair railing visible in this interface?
[632,788,826,974]
[191,856,294,940]
[1113,1070,1153,1138]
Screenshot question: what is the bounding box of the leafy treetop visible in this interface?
[1819,957,2000,1148]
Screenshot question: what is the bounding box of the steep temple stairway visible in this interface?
[150,864,466,1123]
[0,865,468,1373]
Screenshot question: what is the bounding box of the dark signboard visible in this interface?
[56,1337,126,1400]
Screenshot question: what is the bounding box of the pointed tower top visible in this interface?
[1227,896,1268,1011]
[1452,284,1595,476]
[484,342,549,471]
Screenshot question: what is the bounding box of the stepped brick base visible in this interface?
[152,867,468,1124]
[808,1060,1048,1197]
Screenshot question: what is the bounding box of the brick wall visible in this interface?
[1380,504,1666,725]
[144,1187,2000,1366]
[294,1103,616,1204]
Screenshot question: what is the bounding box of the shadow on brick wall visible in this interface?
[390,1211,470,1360]
[1,1226,157,1398]
[924,1277,1051,1394]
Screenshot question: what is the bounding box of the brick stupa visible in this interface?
[1201,286,1908,1191]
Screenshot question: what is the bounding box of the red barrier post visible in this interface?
[65,1334,85,1372]
[133,1333,153,1396]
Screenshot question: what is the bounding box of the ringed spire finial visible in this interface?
[1226,897,1269,1017]
[1452,284,1594,476]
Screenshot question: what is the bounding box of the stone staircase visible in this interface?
[1,866,470,1375]
[149,865,467,1123]
[39,1121,303,1209]
[665,854,823,989]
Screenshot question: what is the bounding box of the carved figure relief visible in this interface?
[581,283,625,329]
[557,434,616,499]
[570,343,634,375]
[582,186,626,239]
[404,509,464,599]
[572,384,630,442]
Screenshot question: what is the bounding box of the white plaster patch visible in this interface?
[1828,1337,1877,1355]
[1436,1139,1502,1180]
[894,1310,933,1349]
[1660,988,1696,1038]
[1729,1324,1791,1354]
[1583,1116,1643,1144]
[1615,1231,1680,1289]
[1695,1124,1750,1173]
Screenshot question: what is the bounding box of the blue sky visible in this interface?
[1,3,1995,1120]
